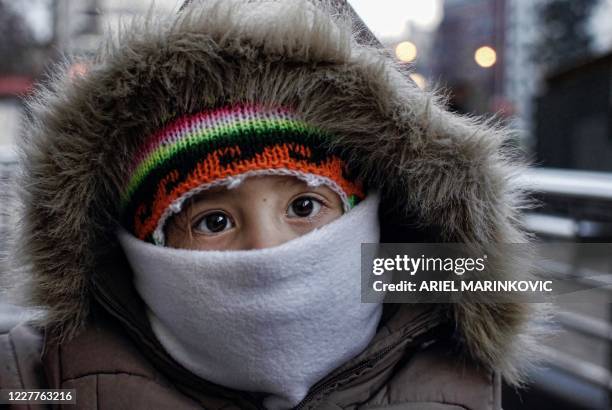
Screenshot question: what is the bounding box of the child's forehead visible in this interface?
[191,175,311,200]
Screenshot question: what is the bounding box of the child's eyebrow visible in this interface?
[274,177,308,188]
[191,186,232,201]
[190,177,309,203]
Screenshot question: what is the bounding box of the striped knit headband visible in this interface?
[120,103,365,245]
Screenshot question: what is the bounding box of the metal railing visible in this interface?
[521,167,612,408]
[522,168,612,201]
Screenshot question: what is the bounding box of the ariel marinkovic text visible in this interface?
[372,280,554,293]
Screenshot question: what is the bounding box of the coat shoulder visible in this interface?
[41,311,202,409]
[42,309,164,386]
[0,322,46,390]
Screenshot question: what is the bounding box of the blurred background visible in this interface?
[0,0,611,408]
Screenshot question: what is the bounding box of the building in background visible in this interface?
[349,0,444,91]
[507,0,612,171]
[429,0,507,115]
[0,0,51,148]
[54,0,181,55]
[53,0,99,54]
[535,52,612,172]
[429,0,612,154]
[0,0,182,149]
[504,0,544,147]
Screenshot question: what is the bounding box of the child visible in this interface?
[1,1,547,409]
[116,103,384,409]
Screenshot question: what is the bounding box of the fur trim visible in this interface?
[4,0,549,386]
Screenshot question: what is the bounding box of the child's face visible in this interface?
[165,175,344,250]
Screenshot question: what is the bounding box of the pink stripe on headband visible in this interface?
[128,103,297,178]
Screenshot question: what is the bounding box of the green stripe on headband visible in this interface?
[122,117,331,207]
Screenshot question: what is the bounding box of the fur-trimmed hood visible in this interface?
[6,0,546,387]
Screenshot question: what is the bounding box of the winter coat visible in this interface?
[1,1,547,409]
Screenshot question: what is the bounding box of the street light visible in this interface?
[409,73,427,89]
[395,41,418,63]
[474,46,497,68]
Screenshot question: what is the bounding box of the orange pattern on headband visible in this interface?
[133,143,364,240]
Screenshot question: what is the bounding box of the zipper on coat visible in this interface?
[290,341,403,410]
[290,316,442,410]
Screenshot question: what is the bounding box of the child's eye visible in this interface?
[193,211,234,235]
[287,196,323,218]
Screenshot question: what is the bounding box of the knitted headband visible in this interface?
[120,103,365,245]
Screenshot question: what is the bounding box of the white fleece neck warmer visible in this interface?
[117,194,382,410]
